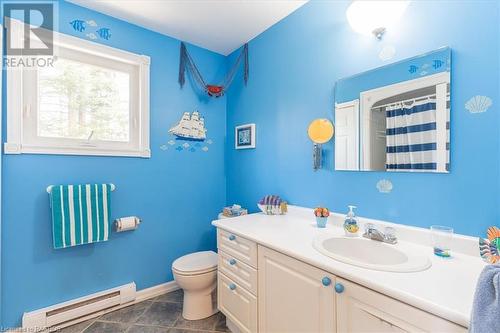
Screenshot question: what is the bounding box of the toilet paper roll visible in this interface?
[115,216,141,232]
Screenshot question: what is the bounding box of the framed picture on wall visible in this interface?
[235,123,256,149]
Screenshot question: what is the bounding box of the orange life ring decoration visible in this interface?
[479,226,500,263]
[178,42,249,98]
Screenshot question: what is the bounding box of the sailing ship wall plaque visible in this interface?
[168,111,207,141]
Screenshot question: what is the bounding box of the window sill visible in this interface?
[3,143,151,158]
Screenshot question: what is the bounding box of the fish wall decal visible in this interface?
[433,59,444,69]
[70,20,86,32]
[408,65,418,74]
[96,28,112,40]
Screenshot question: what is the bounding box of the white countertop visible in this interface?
[212,206,486,328]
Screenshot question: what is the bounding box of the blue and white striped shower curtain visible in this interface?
[385,97,449,172]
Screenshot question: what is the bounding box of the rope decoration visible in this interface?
[179,42,249,97]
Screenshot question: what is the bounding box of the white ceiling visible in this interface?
[67,0,308,55]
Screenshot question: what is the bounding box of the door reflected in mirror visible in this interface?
[334,47,451,173]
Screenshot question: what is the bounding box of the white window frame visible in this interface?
[5,18,151,158]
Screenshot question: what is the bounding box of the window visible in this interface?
[37,58,130,142]
[5,19,150,157]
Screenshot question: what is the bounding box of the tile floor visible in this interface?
[57,289,229,333]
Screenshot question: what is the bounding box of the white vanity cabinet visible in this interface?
[336,277,467,333]
[215,228,468,333]
[258,245,336,333]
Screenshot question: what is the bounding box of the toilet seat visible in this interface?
[172,250,218,276]
[173,266,217,276]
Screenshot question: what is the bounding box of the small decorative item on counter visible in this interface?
[314,207,330,228]
[479,226,500,264]
[258,195,287,215]
[343,205,359,237]
[279,201,288,214]
[222,204,248,218]
[430,225,453,258]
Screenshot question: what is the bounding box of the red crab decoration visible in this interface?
[206,85,224,97]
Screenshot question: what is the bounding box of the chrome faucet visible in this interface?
[362,223,397,244]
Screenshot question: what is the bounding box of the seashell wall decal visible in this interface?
[379,45,396,61]
[465,95,492,114]
[376,179,393,193]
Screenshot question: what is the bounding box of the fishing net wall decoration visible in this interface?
[178,42,249,97]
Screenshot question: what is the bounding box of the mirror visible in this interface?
[334,47,451,173]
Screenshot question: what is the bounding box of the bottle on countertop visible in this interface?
[343,205,359,237]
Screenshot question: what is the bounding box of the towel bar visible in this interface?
[46,183,116,193]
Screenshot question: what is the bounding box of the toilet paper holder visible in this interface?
[114,216,141,232]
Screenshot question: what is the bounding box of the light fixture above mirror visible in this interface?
[346,0,410,40]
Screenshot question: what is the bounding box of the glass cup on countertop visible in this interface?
[430,225,453,258]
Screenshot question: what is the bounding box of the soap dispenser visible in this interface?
[344,205,359,237]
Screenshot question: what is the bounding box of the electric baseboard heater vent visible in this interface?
[22,282,136,330]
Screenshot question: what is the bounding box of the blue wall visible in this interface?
[2,0,500,327]
[226,1,499,237]
[1,1,227,327]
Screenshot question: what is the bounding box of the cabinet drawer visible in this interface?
[218,272,257,333]
[217,229,257,268]
[219,250,257,295]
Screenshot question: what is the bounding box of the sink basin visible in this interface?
[313,234,431,272]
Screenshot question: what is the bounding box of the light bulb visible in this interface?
[346,1,409,39]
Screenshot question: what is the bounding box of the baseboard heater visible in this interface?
[23,282,136,330]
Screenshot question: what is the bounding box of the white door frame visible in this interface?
[0,23,4,325]
[359,72,450,171]
[334,100,359,171]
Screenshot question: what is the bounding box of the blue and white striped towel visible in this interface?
[50,184,112,249]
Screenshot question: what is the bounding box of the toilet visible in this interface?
[172,250,218,320]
